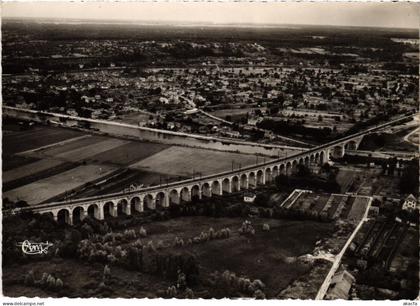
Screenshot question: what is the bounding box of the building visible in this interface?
[243,192,256,203]
[325,269,356,300]
[402,194,418,211]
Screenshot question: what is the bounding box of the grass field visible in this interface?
[4,164,118,205]
[4,137,128,184]
[346,197,370,221]
[85,141,169,167]
[2,155,40,172]
[70,169,183,199]
[3,124,84,155]
[129,146,272,177]
[3,122,266,205]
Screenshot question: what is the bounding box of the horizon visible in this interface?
[3,16,418,32]
[2,2,419,30]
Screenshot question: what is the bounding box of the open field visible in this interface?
[85,141,169,167]
[116,112,153,126]
[3,124,84,155]
[3,164,117,205]
[2,257,172,298]
[208,108,259,120]
[129,146,273,177]
[281,190,370,222]
[24,138,131,162]
[2,155,40,172]
[70,169,183,200]
[3,137,129,184]
[3,215,335,298]
[3,122,265,205]
[359,125,419,153]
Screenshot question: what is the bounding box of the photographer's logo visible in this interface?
[17,240,53,255]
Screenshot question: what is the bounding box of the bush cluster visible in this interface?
[239,220,255,236]
[209,270,266,298]
[152,252,199,285]
[24,270,63,291]
[78,236,143,270]
[273,206,331,222]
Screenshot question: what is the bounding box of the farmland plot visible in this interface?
[4,164,117,205]
[3,124,84,155]
[129,146,270,177]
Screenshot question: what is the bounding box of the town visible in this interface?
[1,9,419,302]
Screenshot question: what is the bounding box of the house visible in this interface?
[243,192,256,203]
[325,269,355,300]
[368,206,380,217]
[402,194,418,211]
[184,108,198,115]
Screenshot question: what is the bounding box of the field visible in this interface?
[2,123,84,155]
[116,112,152,126]
[359,124,419,153]
[280,190,370,222]
[3,215,335,298]
[4,164,117,205]
[129,146,271,177]
[208,108,259,121]
[3,122,266,205]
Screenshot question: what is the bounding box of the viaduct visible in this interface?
[8,114,415,225]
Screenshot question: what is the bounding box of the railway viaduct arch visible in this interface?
[11,114,413,225]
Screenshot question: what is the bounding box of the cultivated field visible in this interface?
[3,124,84,155]
[3,122,267,205]
[129,146,272,177]
[4,164,117,205]
[280,190,370,222]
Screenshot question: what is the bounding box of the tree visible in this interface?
[400,160,419,196]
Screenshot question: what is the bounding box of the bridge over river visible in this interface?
[6,114,415,225]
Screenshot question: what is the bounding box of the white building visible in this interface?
[402,194,418,211]
[243,192,256,203]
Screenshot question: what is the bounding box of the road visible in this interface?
[346,150,418,160]
[315,197,372,300]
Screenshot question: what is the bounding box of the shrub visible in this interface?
[132,239,143,248]
[153,253,200,285]
[210,270,266,297]
[174,237,184,247]
[253,289,266,299]
[176,270,187,290]
[103,232,114,243]
[107,254,117,264]
[146,241,156,251]
[46,275,56,289]
[55,278,63,289]
[166,285,177,298]
[103,265,111,279]
[209,227,215,239]
[262,223,270,232]
[139,227,147,237]
[185,288,194,298]
[123,229,137,240]
[127,246,143,271]
[24,270,35,286]
[156,240,165,249]
[239,220,255,236]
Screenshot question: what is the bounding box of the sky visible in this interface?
[2,1,419,29]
